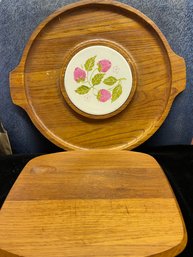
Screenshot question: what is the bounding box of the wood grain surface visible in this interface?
[9,0,186,151]
[0,151,187,257]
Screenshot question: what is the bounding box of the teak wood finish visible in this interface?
[3,1,187,257]
[9,0,186,151]
[0,151,187,257]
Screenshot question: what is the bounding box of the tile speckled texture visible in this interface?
[0,0,192,153]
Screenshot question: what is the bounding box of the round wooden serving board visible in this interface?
[10,0,186,150]
[0,151,187,257]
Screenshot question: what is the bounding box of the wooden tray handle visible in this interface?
[9,53,186,111]
[170,52,186,99]
[9,67,27,109]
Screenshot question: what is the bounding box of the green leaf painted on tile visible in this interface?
[103,76,117,86]
[84,56,96,71]
[112,84,122,102]
[92,73,105,86]
[75,85,90,95]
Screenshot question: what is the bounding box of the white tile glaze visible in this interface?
[64,45,133,116]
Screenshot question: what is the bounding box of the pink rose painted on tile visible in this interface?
[97,89,111,102]
[74,55,126,103]
[74,67,86,82]
[98,59,111,72]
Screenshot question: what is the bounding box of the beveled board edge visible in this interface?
[9,0,186,151]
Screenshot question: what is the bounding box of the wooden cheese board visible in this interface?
[10,0,186,150]
[3,1,187,256]
[0,151,187,257]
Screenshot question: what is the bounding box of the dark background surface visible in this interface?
[0,0,193,153]
[0,146,193,256]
